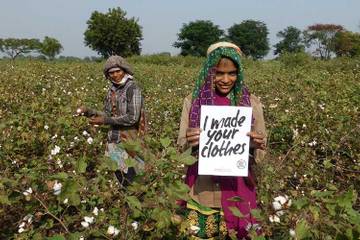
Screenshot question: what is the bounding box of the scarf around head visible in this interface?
[189,46,250,129]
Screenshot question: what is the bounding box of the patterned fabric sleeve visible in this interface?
[103,84,143,126]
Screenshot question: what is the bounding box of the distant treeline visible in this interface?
[1,7,360,60]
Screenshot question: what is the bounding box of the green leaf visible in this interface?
[166,180,190,201]
[156,210,171,229]
[67,232,82,240]
[178,148,197,165]
[309,206,320,221]
[126,195,142,210]
[160,137,171,148]
[311,190,334,198]
[104,157,118,171]
[46,235,65,240]
[345,229,353,240]
[51,172,68,180]
[295,219,311,239]
[250,209,263,220]
[0,194,11,205]
[125,157,136,168]
[326,203,336,216]
[227,196,243,202]
[228,206,244,218]
[121,139,141,153]
[337,187,354,209]
[345,208,360,225]
[60,180,80,206]
[293,197,309,210]
[253,236,266,240]
[76,158,87,173]
[32,232,43,240]
[323,159,333,169]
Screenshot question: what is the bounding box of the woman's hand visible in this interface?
[247,131,266,150]
[89,116,104,125]
[75,106,88,116]
[186,128,201,147]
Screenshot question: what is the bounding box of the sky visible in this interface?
[1,0,359,58]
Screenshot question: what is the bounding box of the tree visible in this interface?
[40,36,63,59]
[274,26,305,56]
[173,20,224,57]
[0,38,41,60]
[304,24,344,59]
[84,7,142,58]
[333,31,360,57]
[227,20,270,59]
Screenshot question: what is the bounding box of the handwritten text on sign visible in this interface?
[198,106,252,176]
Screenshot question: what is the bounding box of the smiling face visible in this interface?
[108,68,125,84]
[214,57,238,95]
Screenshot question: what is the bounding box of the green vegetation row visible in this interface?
[0,55,359,239]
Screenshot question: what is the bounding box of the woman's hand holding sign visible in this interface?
[247,131,266,150]
[186,128,201,147]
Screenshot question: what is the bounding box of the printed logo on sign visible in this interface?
[236,159,247,169]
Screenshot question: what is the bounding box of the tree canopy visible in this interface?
[84,7,143,58]
[173,20,224,57]
[333,31,360,57]
[40,36,63,60]
[0,38,41,60]
[227,20,270,59]
[274,26,305,56]
[304,24,344,59]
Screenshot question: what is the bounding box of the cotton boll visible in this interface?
[53,181,62,195]
[81,221,89,228]
[92,207,99,216]
[131,221,139,230]
[84,216,94,224]
[289,229,296,237]
[269,215,280,223]
[23,187,33,196]
[190,225,200,234]
[87,137,93,144]
[107,225,115,235]
[274,195,287,205]
[272,201,282,211]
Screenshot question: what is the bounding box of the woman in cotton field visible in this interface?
[177,42,267,239]
[78,55,146,187]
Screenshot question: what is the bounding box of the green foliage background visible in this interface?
[227,20,270,60]
[84,7,142,58]
[173,20,224,57]
[0,55,359,239]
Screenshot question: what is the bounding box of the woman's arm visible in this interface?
[250,94,267,163]
[177,94,192,152]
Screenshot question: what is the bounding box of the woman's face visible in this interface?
[214,58,237,95]
[109,69,125,84]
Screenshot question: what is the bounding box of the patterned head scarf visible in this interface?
[189,42,251,128]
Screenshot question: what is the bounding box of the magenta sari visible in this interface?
[185,67,259,238]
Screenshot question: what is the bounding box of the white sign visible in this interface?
[198,105,252,176]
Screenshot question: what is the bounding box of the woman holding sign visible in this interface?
[177,42,266,239]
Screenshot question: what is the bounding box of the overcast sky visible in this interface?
[1,0,359,58]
